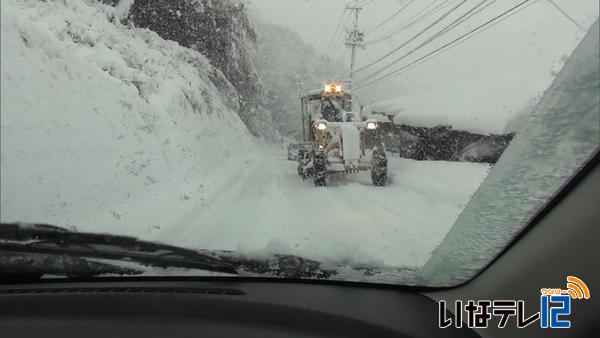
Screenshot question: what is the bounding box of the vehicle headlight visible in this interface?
[366,122,377,130]
[316,122,327,130]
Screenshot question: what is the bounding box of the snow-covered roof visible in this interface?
[370,70,547,135]
[366,113,392,123]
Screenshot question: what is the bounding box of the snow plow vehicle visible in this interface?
[294,83,388,186]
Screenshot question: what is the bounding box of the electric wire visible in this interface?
[357,0,489,84]
[365,0,414,36]
[365,0,452,46]
[547,0,584,30]
[324,9,349,59]
[353,0,468,73]
[355,0,536,90]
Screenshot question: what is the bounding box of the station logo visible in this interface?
[439,276,590,329]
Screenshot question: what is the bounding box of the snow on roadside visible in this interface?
[370,69,548,135]
[0,0,256,236]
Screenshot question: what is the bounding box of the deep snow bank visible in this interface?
[420,20,600,286]
[0,0,256,235]
[370,70,547,135]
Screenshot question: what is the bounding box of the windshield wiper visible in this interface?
[1,223,399,281]
[0,223,238,278]
[0,251,144,282]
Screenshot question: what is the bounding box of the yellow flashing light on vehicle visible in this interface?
[324,83,343,95]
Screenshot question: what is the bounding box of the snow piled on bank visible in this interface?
[0,0,255,235]
[370,69,544,135]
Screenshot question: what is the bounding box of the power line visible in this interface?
[324,9,349,58]
[357,0,535,89]
[331,38,347,60]
[325,10,348,58]
[547,0,584,30]
[366,0,414,36]
[388,0,452,32]
[328,13,354,59]
[358,0,489,84]
[365,0,452,46]
[353,0,468,74]
[425,0,498,42]
[356,0,536,90]
[444,0,498,30]
[421,0,491,46]
[360,0,376,7]
[397,0,537,75]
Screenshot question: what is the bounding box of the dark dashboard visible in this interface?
[0,278,477,338]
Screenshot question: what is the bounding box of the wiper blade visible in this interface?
[0,251,143,282]
[0,223,237,275]
[216,252,336,280]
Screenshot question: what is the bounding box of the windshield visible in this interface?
[1,0,599,286]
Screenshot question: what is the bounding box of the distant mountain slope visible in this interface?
[253,21,347,138]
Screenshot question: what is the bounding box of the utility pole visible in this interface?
[345,0,364,111]
[297,79,305,142]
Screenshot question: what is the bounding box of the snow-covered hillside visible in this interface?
[0,0,256,234]
[125,0,281,139]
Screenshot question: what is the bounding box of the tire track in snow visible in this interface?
[153,148,490,267]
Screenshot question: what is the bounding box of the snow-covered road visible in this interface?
[149,148,490,268]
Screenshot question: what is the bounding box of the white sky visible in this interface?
[248,0,599,129]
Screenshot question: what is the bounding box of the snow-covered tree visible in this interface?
[253,21,347,139]
[126,0,274,137]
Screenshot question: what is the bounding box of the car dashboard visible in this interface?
[0,278,478,338]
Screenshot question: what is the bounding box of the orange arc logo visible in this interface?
[566,276,590,299]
